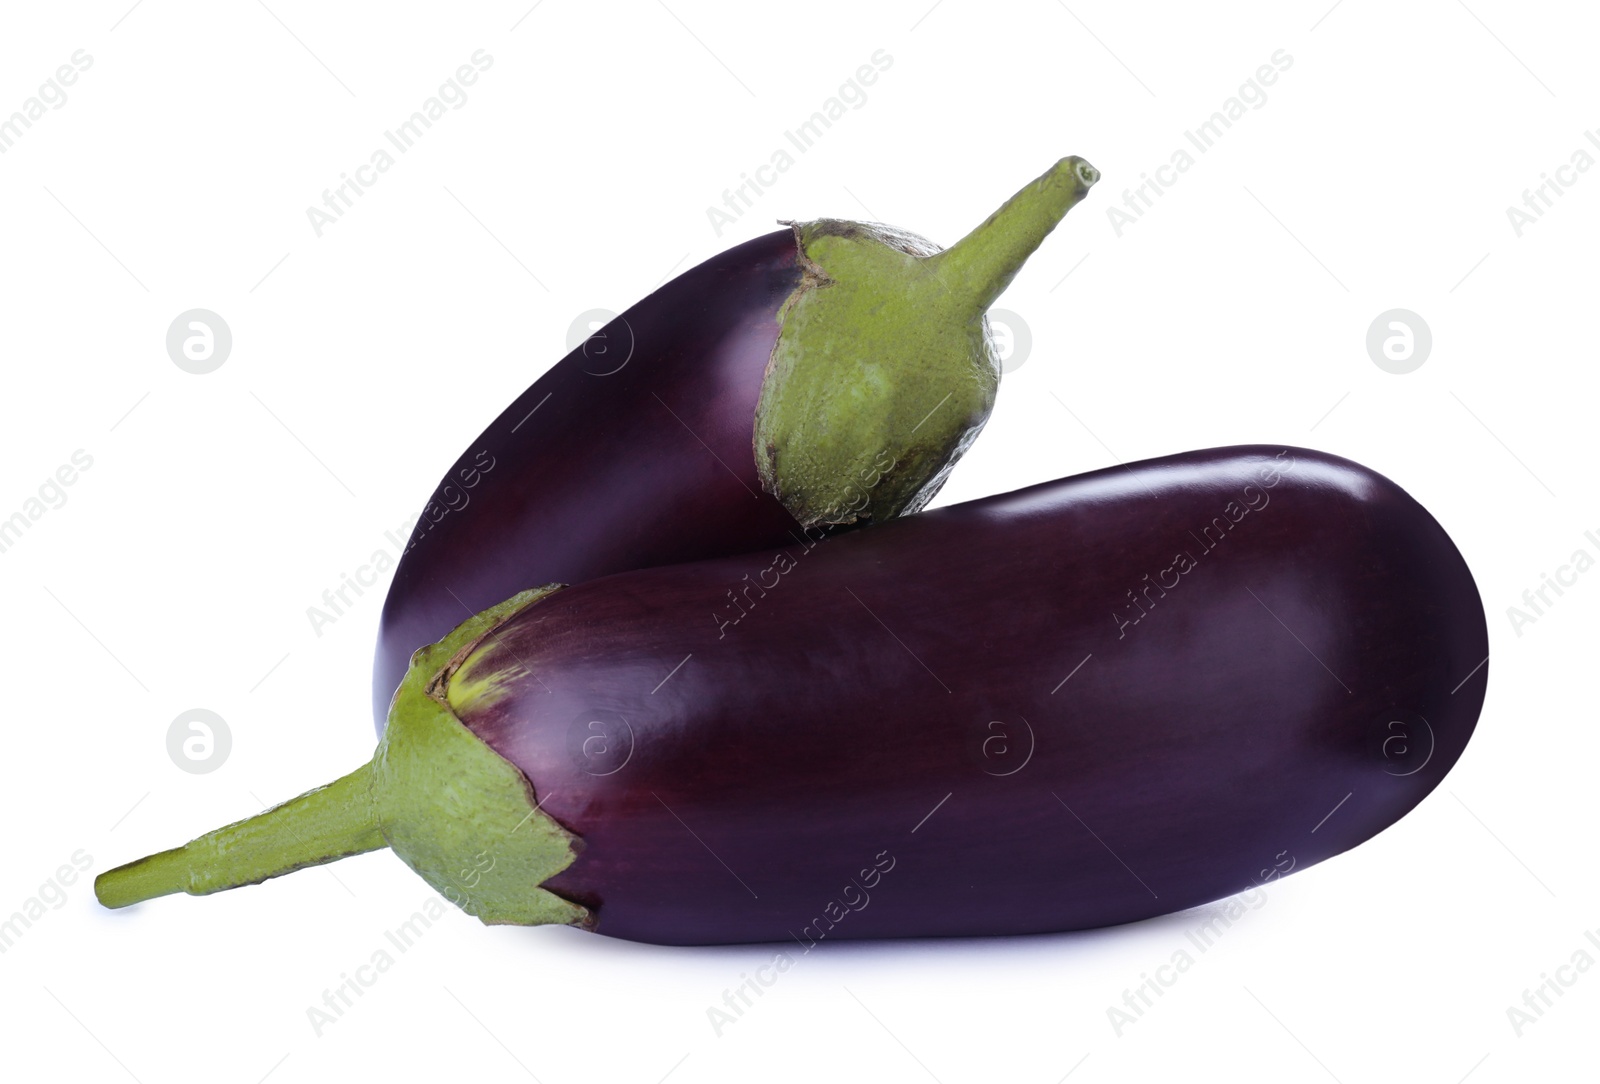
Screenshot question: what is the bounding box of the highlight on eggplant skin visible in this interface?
[97,445,1487,946]
[370,155,1099,731]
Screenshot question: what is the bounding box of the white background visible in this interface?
[0,1,1593,1080]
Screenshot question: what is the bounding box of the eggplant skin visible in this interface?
[448,446,1489,945]
[373,231,804,729]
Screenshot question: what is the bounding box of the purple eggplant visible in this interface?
[371,156,1100,728]
[97,446,1487,944]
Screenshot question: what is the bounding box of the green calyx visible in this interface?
[94,586,587,928]
[754,155,1099,528]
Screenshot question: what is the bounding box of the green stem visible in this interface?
[754,153,1100,529]
[95,763,385,908]
[94,586,590,928]
[930,155,1100,316]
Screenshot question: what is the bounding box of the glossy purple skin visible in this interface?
[455,446,1488,945]
[373,231,805,729]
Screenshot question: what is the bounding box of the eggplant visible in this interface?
[97,446,1487,944]
[370,156,1100,728]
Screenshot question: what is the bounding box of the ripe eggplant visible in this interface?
[370,156,1100,728]
[98,446,1488,944]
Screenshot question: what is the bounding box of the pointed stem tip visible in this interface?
[932,154,1099,316]
[94,763,387,908]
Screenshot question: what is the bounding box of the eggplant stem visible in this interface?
[95,762,385,908]
[95,587,590,927]
[754,153,1099,528]
[931,155,1099,317]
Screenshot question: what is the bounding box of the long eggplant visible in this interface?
[98,446,1487,944]
[370,156,1099,728]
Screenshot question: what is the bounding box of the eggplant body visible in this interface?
[373,157,1102,730]
[374,232,805,726]
[449,446,1488,944]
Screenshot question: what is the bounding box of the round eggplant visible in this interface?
[98,446,1488,945]
[371,156,1100,728]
